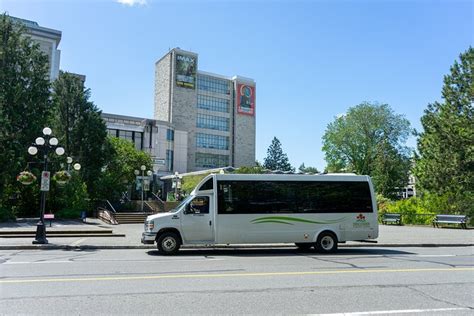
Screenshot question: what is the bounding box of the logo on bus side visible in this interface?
[353,213,370,228]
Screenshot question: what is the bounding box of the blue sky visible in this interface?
[2,0,472,171]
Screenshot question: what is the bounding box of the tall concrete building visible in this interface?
[10,16,62,81]
[154,48,256,172]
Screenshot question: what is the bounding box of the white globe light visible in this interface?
[55,147,65,156]
[49,137,58,146]
[147,170,153,176]
[134,170,140,176]
[28,146,38,155]
[42,127,52,136]
[73,163,81,171]
[67,157,73,164]
[35,137,45,146]
[140,165,146,171]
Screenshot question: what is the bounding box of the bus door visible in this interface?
[181,195,214,242]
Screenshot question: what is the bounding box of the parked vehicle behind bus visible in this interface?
[142,173,378,255]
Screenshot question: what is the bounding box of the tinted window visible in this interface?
[199,178,214,191]
[217,181,373,214]
[189,196,209,214]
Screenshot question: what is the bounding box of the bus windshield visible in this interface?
[170,195,194,212]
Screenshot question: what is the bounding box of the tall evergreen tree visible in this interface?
[0,14,52,210]
[51,71,108,200]
[263,137,294,172]
[414,47,473,213]
[298,163,319,174]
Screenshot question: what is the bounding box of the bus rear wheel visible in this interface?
[157,232,181,255]
[315,232,338,253]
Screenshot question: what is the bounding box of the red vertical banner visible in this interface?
[237,84,255,116]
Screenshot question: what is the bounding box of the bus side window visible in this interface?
[189,196,209,214]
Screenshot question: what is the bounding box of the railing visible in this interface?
[105,200,117,213]
[95,200,119,225]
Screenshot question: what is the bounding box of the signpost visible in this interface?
[40,171,50,192]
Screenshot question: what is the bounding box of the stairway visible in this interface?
[114,212,150,224]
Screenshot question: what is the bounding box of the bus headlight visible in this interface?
[145,221,154,232]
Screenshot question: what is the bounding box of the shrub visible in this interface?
[0,205,16,222]
[55,208,82,219]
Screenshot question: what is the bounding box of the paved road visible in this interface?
[1,247,473,315]
[1,220,473,249]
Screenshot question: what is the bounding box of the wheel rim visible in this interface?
[162,237,176,251]
[320,236,334,250]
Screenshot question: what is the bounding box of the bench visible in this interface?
[44,214,54,227]
[433,215,468,229]
[381,213,402,225]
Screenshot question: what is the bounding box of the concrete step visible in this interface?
[114,212,149,224]
[0,233,126,238]
[0,229,113,235]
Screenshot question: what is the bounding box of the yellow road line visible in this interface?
[1,267,473,284]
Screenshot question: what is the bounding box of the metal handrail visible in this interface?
[151,192,165,204]
[105,200,117,213]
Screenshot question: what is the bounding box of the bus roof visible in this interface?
[212,173,370,182]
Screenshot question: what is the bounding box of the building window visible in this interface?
[166,150,174,171]
[195,153,229,168]
[196,133,229,150]
[110,129,143,150]
[196,114,229,131]
[167,129,174,141]
[107,129,118,137]
[197,95,230,113]
[197,75,230,95]
[135,133,143,150]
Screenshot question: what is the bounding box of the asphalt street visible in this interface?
[1,246,473,315]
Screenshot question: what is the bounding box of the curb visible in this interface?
[0,243,472,251]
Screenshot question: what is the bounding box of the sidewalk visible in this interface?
[0,218,473,250]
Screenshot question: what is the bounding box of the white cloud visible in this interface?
[116,0,147,6]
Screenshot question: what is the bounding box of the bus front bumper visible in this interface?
[141,232,156,245]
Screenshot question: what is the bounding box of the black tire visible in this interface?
[295,243,313,251]
[157,232,181,255]
[315,232,338,253]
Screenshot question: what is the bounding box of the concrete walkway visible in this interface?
[0,218,473,250]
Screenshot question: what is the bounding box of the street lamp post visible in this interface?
[28,127,65,244]
[66,156,81,173]
[134,165,152,212]
[174,171,180,200]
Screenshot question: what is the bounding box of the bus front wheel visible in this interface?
[315,232,338,253]
[157,232,181,255]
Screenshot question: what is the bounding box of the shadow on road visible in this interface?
[146,247,415,257]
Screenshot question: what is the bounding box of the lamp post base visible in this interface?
[32,222,48,244]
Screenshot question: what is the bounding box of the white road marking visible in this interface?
[315,307,470,315]
[69,238,88,246]
[4,261,71,265]
[3,258,223,265]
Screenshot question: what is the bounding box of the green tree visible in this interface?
[322,102,411,197]
[414,47,473,215]
[95,137,152,201]
[51,71,108,200]
[0,14,52,217]
[298,163,319,174]
[263,137,294,172]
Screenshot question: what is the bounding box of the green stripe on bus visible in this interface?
[251,216,347,225]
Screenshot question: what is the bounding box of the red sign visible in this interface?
[237,84,255,116]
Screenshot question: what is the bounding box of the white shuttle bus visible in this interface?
[142,173,378,255]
